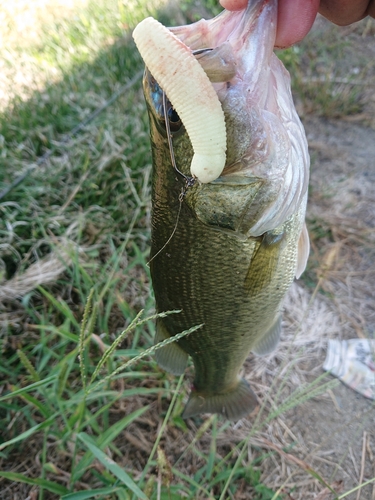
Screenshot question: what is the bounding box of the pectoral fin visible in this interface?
[182,378,258,421]
[245,230,285,296]
[296,222,310,279]
[154,319,188,375]
[251,316,282,356]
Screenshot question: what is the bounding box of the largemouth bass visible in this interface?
[133,0,310,420]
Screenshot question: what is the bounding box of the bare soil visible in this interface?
[285,115,375,499]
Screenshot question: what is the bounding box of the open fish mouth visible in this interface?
[134,1,309,235]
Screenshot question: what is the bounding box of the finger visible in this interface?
[220,0,319,48]
[368,1,375,18]
[219,0,247,10]
[275,0,319,48]
[319,0,372,25]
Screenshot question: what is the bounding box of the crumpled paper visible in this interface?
[323,339,375,400]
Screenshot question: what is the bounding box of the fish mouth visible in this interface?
[133,1,279,183]
[172,0,310,236]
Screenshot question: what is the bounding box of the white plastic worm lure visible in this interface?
[132,17,227,183]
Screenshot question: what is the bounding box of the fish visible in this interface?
[132,0,310,420]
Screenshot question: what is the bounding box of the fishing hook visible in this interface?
[162,90,196,193]
[192,47,213,56]
[161,47,214,191]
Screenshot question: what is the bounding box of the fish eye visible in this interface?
[168,107,179,123]
[167,106,182,131]
[144,70,183,134]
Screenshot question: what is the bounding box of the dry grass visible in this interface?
[0,0,89,108]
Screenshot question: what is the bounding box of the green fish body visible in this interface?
[142,0,310,420]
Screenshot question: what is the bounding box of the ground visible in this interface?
[261,115,375,499]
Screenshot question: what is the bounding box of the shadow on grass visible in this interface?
[0,2,193,275]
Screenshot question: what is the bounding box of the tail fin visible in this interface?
[182,378,258,421]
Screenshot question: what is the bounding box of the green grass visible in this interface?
[0,1,374,499]
[278,22,367,118]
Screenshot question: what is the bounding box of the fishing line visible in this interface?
[162,90,192,183]
[146,173,193,268]
[0,70,143,201]
[147,92,196,267]
[146,190,183,267]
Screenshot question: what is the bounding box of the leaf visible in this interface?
[72,406,150,482]
[0,414,57,451]
[85,387,162,402]
[0,375,57,402]
[69,387,162,406]
[37,286,80,329]
[34,324,79,342]
[18,392,52,418]
[61,486,123,499]
[77,432,148,500]
[0,471,68,495]
[172,468,215,499]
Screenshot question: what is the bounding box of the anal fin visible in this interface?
[154,319,188,375]
[251,316,281,356]
[182,378,258,421]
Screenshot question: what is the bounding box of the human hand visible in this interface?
[220,0,375,48]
